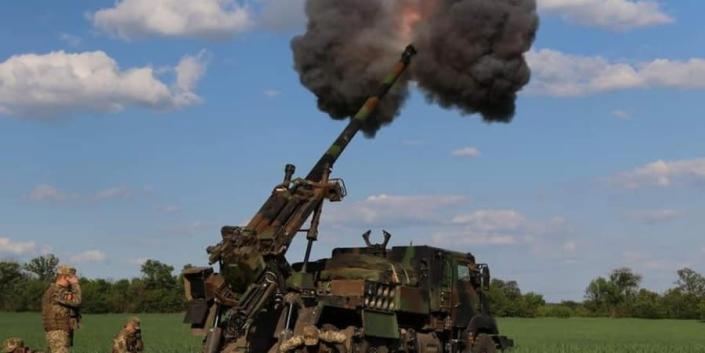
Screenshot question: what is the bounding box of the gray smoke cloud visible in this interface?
[292,0,538,136]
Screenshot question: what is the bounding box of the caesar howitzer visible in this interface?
[183,45,512,353]
[183,45,417,350]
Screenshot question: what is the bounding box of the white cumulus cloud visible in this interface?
[612,110,631,119]
[159,205,182,214]
[70,250,107,263]
[452,147,481,159]
[452,210,528,232]
[0,237,38,255]
[433,232,519,246]
[0,50,207,118]
[612,158,705,188]
[624,209,683,224]
[94,186,132,200]
[622,251,687,272]
[434,211,569,248]
[28,185,78,202]
[59,33,83,47]
[526,49,705,96]
[328,194,469,227]
[92,0,252,40]
[538,0,673,30]
[563,241,577,254]
[264,89,281,98]
[435,210,529,246]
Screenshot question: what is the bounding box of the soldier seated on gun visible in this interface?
[279,326,347,353]
[3,337,43,353]
[112,317,144,353]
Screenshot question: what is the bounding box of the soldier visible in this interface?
[42,265,81,353]
[111,317,144,353]
[3,337,43,353]
[278,325,347,353]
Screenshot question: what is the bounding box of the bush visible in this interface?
[538,305,574,318]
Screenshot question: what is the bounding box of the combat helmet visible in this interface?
[3,337,23,353]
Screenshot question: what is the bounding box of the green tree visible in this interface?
[486,279,544,317]
[0,261,27,310]
[697,300,705,320]
[661,288,694,319]
[585,277,615,315]
[675,268,705,297]
[106,279,132,313]
[520,292,546,317]
[138,260,183,312]
[585,268,642,317]
[23,254,59,282]
[141,259,176,289]
[632,289,665,319]
[609,267,642,301]
[80,278,113,313]
[18,279,48,311]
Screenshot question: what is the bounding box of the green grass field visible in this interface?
[2,313,704,353]
[500,317,705,352]
[0,313,201,353]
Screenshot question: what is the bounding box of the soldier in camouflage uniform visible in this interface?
[3,337,43,353]
[42,266,81,353]
[111,317,143,353]
[279,326,347,353]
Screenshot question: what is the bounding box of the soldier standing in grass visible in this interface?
[112,317,144,353]
[42,265,81,353]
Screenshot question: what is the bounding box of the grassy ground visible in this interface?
[2,313,704,352]
[0,313,201,353]
[499,317,705,352]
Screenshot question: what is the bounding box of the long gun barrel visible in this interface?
[307,44,417,182]
[245,45,417,241]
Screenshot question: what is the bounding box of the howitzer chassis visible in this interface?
[182,45,513,353]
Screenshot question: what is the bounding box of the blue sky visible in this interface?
[1,0,704,301]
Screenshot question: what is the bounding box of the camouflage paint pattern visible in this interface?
[45,331,69,353]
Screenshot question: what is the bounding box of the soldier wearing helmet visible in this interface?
[3,337,43,353]
[112,317,144,353]
[42,265,82,353]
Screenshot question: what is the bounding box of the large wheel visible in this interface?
[471,334,496,353]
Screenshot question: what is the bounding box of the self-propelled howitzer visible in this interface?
[183,45,512,353]
[183,45,418,352]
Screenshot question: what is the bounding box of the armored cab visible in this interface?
[282,232,512,353]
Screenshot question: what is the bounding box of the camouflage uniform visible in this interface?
[3,337,43,353]
[111,318,143,353]
[42,267,81,353]
[279,326,347,353]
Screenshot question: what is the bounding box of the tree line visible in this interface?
[0,255,185,313]
[1,255,705,319]
[486,267,705,319]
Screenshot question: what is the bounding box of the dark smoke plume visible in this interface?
[292,0,538,136]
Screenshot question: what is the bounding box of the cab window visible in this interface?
[457,264,471,281]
